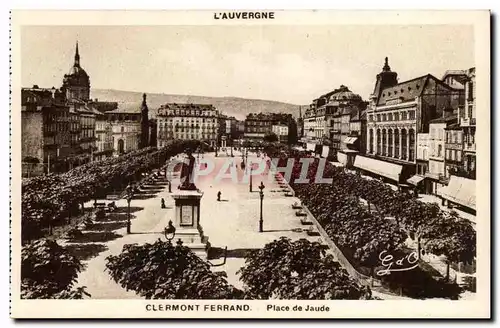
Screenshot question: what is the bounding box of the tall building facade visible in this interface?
[461,67,476,177]
[93,109,114,160]
[21,87,80,175]
[365,58,464,170]
[156,103,219,147]
[105,111,142,155]
[302,85,367,154]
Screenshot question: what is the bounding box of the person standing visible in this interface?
[217,191,221,202]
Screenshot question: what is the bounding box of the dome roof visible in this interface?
[68,64,89,77]
[329,86,361,101]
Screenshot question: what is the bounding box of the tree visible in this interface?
[21,239,88,299]
[263,132,279,143]
[425,211,476,281]
[238,237,364,299]
[105,239,244,299]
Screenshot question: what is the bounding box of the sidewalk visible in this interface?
[68,152,325,298]
[194,152,325,289]
[70,179,177,298]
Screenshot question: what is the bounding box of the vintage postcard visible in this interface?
[10,10,490,319]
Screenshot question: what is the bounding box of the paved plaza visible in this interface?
[71,151,324,298]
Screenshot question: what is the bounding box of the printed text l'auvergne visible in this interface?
[214,12,275,20]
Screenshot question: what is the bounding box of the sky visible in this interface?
[21,25,474,105]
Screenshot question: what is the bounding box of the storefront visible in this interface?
[342,136,359,151]
[406,175,425,195]
[353,155,403,183]
[337,150,358,169]
[437,175,476,213]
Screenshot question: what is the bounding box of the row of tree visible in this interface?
[21,140,200,242]
[266,147,475,296]
[23,236,370,300]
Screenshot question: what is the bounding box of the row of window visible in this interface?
[368,128,416,161]
[246,127,271,133]
[445,149,462,162]
[44,123,80,133]
[369,110,416,122]
[81,129,94,138]
[246,121,273,126]
[159,110,217,117]
[445,130,463,144]
[159,118,217,124]
[46,113,79,122]
[44,134,80,146]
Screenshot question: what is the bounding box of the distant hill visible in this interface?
[91,89,304,120]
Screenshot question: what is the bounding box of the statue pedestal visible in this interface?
[171,189,208,259]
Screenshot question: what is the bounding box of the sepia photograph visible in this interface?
[9,10,490,319]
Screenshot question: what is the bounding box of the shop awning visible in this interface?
[353,155,402,182]
[344,137,358,145]
[407,175,425,186]
[337,152,347,165]
[437,176,476,210]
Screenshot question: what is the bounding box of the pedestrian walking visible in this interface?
[217,191,221,202]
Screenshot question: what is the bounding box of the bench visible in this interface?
[300,218,313,225]
[106,194,121,200]
[93,202,106,209]
[295,210,307,217]
[306,230,321,237]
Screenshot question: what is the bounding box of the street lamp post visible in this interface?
[126,196,132,234]
[258,181,265,232]
[164,220,176,245]
[249,164,253,192]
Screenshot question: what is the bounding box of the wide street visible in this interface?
[70,150,326,298]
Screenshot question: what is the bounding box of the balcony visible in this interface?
[460,117,476,127]
[464,143,476,152]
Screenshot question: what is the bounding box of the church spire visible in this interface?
[299,106,302,119]
[382,56,391,72]
[74,41,80,67]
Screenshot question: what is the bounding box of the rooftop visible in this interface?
[429,114,458,124]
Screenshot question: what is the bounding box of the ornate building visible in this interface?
[62,42,90,102]
[302,85,366,155]
[359,57,464,184]
[156,103,219,147]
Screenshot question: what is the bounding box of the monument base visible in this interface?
[171,189,209,259]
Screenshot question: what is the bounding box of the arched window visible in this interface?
[394,129,400,158]
[382,129,387,156]
[388,129,393,157]
[376,129,381,154]
[401,129,407,160]
[121,126,124,133]
[409,129,416,161]
[369,129,374,153]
